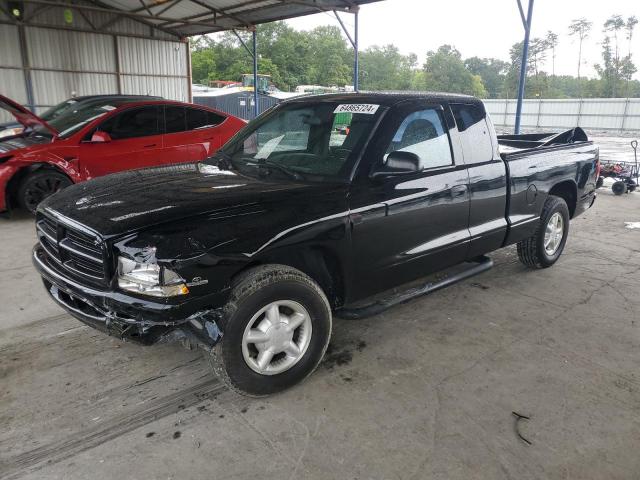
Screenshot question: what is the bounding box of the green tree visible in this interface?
[190,37,216,84]
[187,19,640,100]
[464,57,508,98]
[623,16,638,96]
[568,18,592,83]
[596,15,636,97]
[306,26,353,87]
[423,45,487,97]
[546,31,558,76]
[359,45,417,90]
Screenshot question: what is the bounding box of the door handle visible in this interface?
[451,185,468,197]
[143,143,157,148]
[350,213,364,226]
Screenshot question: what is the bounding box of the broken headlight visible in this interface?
[117,256,189,297]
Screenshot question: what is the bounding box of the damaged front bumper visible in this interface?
[32,245,227,350]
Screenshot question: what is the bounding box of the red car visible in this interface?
[0,95,246,214]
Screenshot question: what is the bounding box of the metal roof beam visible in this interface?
[232,28,254,58]
[154,0,182,17]
[333,10,354,47]
[188,0,250,26]
[0,17,182,40]
[0,2,16,22]
[287,0,355,14]
[137,0,153,16]
[85,0,183,38]
[18,0,229,30]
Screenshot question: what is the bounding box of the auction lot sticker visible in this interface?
[334,104,380,114]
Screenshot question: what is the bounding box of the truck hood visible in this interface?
[0,95,58,136]
[39,163,343,238]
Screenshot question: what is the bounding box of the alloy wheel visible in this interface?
[543,212,564,256]
[241,300,312,375]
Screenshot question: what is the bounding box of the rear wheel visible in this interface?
[612,181,627,196]
[17,170,72,214]
[517,195,570,269]
[208,265,332,396]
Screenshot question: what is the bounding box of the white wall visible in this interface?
[0,1,189,120]
[485,98,640,133]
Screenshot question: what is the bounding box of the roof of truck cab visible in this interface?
[285,91,483,107]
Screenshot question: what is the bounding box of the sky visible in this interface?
[281,0,640,80]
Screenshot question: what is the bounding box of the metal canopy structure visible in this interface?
[7,0,377,37]
[4,0,380,116]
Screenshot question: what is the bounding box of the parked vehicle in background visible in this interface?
[0,95,162,139]
[0,95,246,214]
[32,93,598,396]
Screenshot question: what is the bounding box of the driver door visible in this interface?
[78,105,164,179]
[347,102,471,301]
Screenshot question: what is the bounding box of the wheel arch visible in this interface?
[230,246,346,310]
[548,180,577,218]
[5,163,73,210]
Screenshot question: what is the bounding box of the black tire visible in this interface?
[612,181,627,196]
[596,177,604,189]
[17,170,72,214]
[208,265,332,396]
[627,183,636,193]
[517,195,570,269]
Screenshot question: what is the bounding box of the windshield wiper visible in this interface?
[207,150,233,170]
[256,160,305,181]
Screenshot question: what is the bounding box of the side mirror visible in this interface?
[371,151,420,177]
[90,131,112,143]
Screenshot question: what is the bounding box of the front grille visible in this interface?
[36,212,108,285]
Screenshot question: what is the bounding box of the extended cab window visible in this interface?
[97,106,161,140]
[385,108,452,170]
[450,103,493,164]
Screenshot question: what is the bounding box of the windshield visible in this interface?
[39,99,83,122]
[214,101,385,181]
[34,100,121,139]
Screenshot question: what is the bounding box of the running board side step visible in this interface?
[336,256,493,319]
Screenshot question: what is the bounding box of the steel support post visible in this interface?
[514,0,534,134]
[353,10,359,91]
[252,29,258,119]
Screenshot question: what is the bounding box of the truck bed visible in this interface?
[498,127,590,158]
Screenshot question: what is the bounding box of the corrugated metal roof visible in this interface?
[15,0,381,38]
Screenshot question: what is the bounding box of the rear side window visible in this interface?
[450,103,493,164]
[385,108,453,170]
[208,111,226,126]
[186,107,226,130]
[98,106,160,140]
[165,106,186,134]
[187,108,208,130]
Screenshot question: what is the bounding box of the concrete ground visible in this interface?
[1,179,640,480]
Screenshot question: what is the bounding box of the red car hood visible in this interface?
[0,95,58,136]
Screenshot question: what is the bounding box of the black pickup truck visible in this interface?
[32,93,599,395]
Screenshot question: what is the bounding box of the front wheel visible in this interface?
[517,195,570,269]
[208,265,332,396]
[17,170,72,214]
